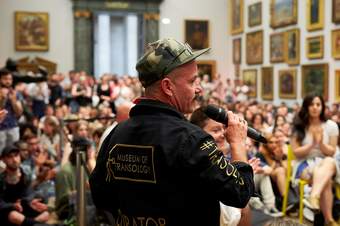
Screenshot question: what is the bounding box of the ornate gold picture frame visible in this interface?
[306,36,324,59]
[285,29,300,65]
[270,32,286,63]
[196,60,216,81]
[333,0,340,23]
[230,0,244,35]
[233,38,242,64]
[246,30,263,65]
[15,11,49,51]
[243,69,257,98]
[185,19,209,50]
[332,29,340,59]
[279,69,297,99]
[261,67,274,100]
[302,64,328,100]
[270,0,297,28]
[335,70,340,101]
[306,0,324,31]
[248,2,262,27]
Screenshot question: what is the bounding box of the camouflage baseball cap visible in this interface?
[136,38,210,87]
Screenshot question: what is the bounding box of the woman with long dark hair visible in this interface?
[291,94,339,226]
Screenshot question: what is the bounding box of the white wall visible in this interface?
[1,0,339,104]
[159,0,232,81]
[0,0,74,73]
[233,0,340,105]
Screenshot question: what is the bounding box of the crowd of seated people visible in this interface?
[0,66,339,226]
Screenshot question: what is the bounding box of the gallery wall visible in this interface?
[0,0,231,78]
[0,0,74,74]
[230,0,340,105]
[1,0,340,105]
[159,0,232,81]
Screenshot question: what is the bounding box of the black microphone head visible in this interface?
[203,105,227,124]
[258,135,267,144]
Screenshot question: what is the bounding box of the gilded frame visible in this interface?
[242,69,257,98]
[230,0,244,35]
[285,28,300,65]
[233,38,242,64]
[270,0,297,28]
[261,67,274,100]
[248,2,262,27]
[335,70,340,101]
[15,11,49,51]
[196,60,217,81]
[270,32,286,63]
[306,36,324,59]
[278,69,297,99]
[302,64,328,100]
[246,30,263,65]
[184,19,209,50]
[332,29,340,59]
[333,0,340,23]
[306,0,324,31]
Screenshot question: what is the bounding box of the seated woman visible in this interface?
[291,94,339,226]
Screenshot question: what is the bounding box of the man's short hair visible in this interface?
[0,68,11,78]
[136,38,210,87]
[1,145,20,157]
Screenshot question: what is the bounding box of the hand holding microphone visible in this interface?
[203,105,267,144]
[224,111,248,145]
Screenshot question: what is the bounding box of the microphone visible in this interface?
[203,105,267,144]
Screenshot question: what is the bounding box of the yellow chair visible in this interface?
[336,184,340,200]
[281,144,308,224]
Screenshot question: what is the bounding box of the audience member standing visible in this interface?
[90,38,255,226]
[0,69,23,154]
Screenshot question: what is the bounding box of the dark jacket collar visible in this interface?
[130,98,186,120]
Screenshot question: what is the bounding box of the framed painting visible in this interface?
[335,70,340,101]
[230,0,244,35]
[270,0,297,28]
[279,69,297,99]
[261,67,274,100]
[242,69,257,97]
[15,11,49,51]
[307,0,324,31]
[246,30,263,65]
[235,64,240,78]
[270,32,286,63]
[196,60,216,81]
[333,0,340,23]
[248,2,262,27]
[302,64,328,100]
[185,20,209,50]
[306,36,323,59]
[233,38,241,64]
[332,29,340,59]
[285,29,300,65]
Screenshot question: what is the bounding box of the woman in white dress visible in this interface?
[291,94,339,226]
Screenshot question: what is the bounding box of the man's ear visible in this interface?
[160,78,173,96]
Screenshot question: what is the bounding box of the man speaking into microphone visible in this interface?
[90,38,255,226]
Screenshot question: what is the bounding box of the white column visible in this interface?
[125,14,138,76]
[96,14,111,78]
[110,16,125,75]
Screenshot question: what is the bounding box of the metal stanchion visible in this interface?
[76,151,86,226]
